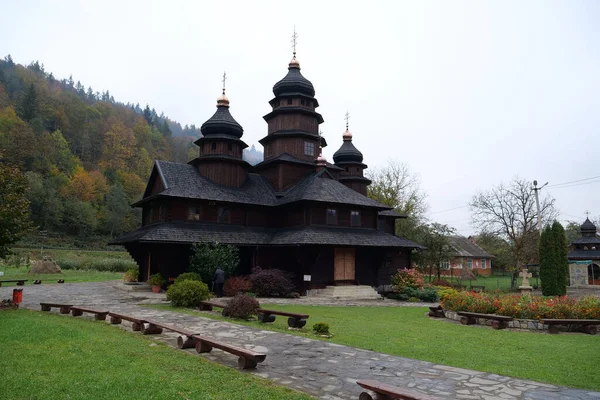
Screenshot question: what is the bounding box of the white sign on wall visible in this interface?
[303,275,311,282]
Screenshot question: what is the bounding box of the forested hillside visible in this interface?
[0,55,208,246]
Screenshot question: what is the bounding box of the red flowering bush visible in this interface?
[391,268,425,292]
[443,292,600,320]
[223,276,252,297]
[249,267,295,297]
[431,278,452,287]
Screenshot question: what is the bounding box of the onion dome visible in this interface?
[315,149,327,167]
[333,129,363,163]
[581,218,597,236]
[272,56,315,97]
[200,93,243,138]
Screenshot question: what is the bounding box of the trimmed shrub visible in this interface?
[391,268,424,292]
[222,294,260,319]
[123,268,138,282]
[540,221,568,296]
[436,287,459,302]
[57,258,136,272]
[223,276,252,297]
[417,286,438,302]
[174,272,202,285]
[166,280,210,307]
[249,267,295,297]
[313,322,330,334]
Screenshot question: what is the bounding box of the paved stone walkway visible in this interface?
[8,281,600,400]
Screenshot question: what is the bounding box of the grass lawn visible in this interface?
[149,303,600,390]
[0,309,312,400]
[0,266,123,286]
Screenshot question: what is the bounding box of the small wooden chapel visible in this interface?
[112,47,423,293]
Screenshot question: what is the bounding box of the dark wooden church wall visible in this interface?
[377,250,411,286]
[355,248,385,286]
[280,163,313,190]
[267,114,319,135]
[246,208,266,227]
[200,141,243,158]
[198,162,246,187]
[310,246,334,287]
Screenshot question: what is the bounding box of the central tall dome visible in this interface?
[256,51,326,191]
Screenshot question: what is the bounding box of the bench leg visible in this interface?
[288,317,307,328]
[195,340,213,354]
[60,307,71,314]
[95,313,107,321]
[72,309,83,317]
[177,335,196,349]
[41,304,50,312]
[110,316,122,325]
[491,320,507,330]
[359,390,394,400]
[237,356,258,369]
[131,321,143,332]
[143,324,163,335]
[581,325,598,335]
[258,313,276,323]
[548,325,560,334]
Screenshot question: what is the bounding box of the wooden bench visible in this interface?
[428,305,444,318]
[145,320,200,349]
[357,379,441,400]
[198,300,227,311]
[257,308,309,328]
[470,285,485,292]
[191,334,266,369]
[540,319,600,335]
[0,279,28,287]
[70,306,109,321]
[108,312,161,334]
[457,312,513,330]
[40,302,72,314]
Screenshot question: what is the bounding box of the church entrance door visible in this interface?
[334,248,355,284]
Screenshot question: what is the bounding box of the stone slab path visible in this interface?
[7,281,600,400]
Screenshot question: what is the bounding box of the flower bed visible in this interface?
[441,291,600,320]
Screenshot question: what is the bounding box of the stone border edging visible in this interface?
[444,311,547,330]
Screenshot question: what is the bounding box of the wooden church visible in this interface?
[112,50,423,294]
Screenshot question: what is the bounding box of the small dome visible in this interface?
[273,59,315,97]
[200,95,243,138]
[216,93,229,107]
[315,149,327,167]
[333,128,363,163]
[581,218,597,234]
[342,129,352,141]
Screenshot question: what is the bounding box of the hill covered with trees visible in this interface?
[0,55,215,247]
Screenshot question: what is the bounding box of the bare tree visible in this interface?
[367,161,428,240]
[470,177,558,288]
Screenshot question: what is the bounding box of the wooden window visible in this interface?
[300,99,305,105]
[378,218,385,231]
[304,141,315,156]
[158,205,165,221]
[440,260,450,270]
[351,211,360,227]
[211,142,216,150]
[481,259,487,269]
[287,98,292,105]
[218,207,231,224]
[467,258,473,269]
[187,206,201,221]
[326,209,337,225]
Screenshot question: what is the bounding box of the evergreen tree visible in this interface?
[4,54,14,66]
[86,86,94,100]
[540,221,568,296]
[18,83,38,121]
[0,159,32,258]
[67,74,74,87]
[552,221,568,295]
[143,104,152,124]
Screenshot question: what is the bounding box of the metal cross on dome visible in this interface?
[585,210,590,217]
[344,111,351,130]
[221,71,227,94]
[291,26,298,56]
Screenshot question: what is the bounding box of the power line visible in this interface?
[429,205,469,215]
[548,175,600,188]
[548,178,600,190]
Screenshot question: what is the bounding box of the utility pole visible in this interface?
[532,180,548,231]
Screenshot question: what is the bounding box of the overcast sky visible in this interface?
[2,0,599,234]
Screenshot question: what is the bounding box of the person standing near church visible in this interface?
[213,267,225,297]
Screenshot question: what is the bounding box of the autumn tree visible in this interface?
[412,223,456,280]
[470,177,558,288]
[0,159,31,258]
[367,161,428,240]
